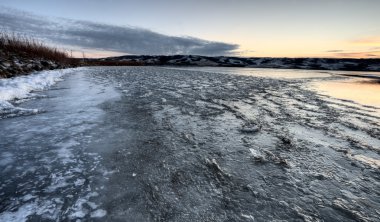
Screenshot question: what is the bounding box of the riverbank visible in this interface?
[0,33,79,78]
[0,52,76,78]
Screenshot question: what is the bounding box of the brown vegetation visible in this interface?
[0,33,83,78]
[0,33,145,78]
[0,33,75,65]
[0,32,144,67]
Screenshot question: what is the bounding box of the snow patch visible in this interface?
[74,178,86,186]
[0,68,79,119]
[0,200,60,222]
[45,173,69,193]
[249,148,265,161]
[56,139,80,164]
[351,154,380,168]
[90,209,107,218]
[69,192,100,219]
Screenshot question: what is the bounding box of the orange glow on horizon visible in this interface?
[236,50,380,59]
[351,36,380,47]
[69,48,380,59]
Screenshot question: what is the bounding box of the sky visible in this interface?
[0,0,379,58]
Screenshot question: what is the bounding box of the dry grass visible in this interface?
[0,32,76,65]
[0,32,143,68]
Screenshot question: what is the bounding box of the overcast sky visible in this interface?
[0,0,379,58]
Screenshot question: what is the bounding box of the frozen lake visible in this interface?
[0,67,379,221]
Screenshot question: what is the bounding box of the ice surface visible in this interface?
[0,68,120,221]
[0,203,38,222]
[1,66,379,221]
[0,152,13,166]
[166,66,334,79]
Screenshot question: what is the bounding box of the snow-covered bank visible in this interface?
[0,68,80,119]
[0,69,118,221]
[0,58,68,78]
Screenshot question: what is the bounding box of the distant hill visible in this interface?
[96,55,380,72]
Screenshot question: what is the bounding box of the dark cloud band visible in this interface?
[0,7,239,55]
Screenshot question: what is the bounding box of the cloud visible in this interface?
[231,49,256,56]
[332,51,380,58]
[0,7,239,56]
[326,50,344,53]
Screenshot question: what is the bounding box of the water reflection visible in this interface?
[167,67,333,79]
[168,66,380,112]
[311,78,380,110]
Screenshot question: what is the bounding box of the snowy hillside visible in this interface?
[99,55,380,71]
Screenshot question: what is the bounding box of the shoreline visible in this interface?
[2,62,380,80]
[2,54,380,79]
[0,54,76,78]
